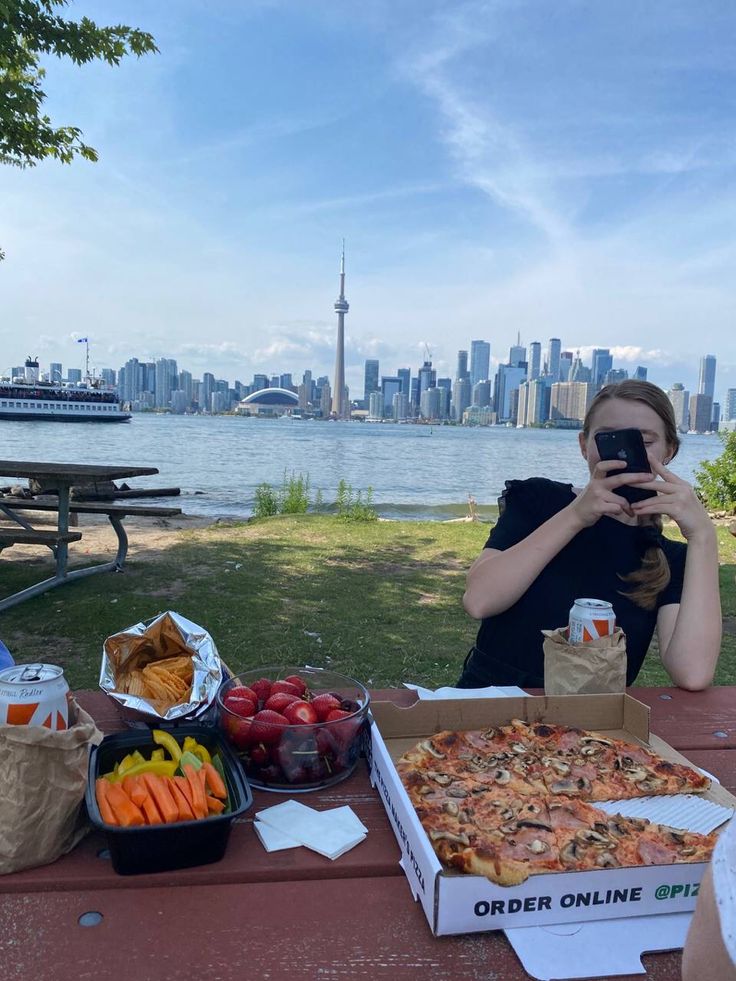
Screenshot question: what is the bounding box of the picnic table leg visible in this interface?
[109,515,129,570]
[56,485,70,580]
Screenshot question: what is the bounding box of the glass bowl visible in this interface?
[216,666,370,792]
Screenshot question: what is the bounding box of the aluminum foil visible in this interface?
[99,610,222,721]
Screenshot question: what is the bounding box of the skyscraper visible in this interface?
[698,355,716,401]
[331,244,350,419]
[364,359,379,402]
[689,394,713,434]
[547,338,562,383]
[470,340,491,385]
[591,349,612,387]
[397,367,410,395]
[559,351,573,382]
[726,388,736,422]
[456,350,469,380]
[528,342,541,381]
[50,362,62,384]
[509,332,525,367]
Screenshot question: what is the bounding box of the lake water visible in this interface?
[0,416,723,520]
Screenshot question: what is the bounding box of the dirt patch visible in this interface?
[0,513,217,567]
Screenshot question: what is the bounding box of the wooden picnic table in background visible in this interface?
[1,685,734,981]
[0,460,179,612]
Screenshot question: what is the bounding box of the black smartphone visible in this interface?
[593,428,657,504]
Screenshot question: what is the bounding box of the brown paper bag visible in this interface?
[0,699,103,875]
[542,626,627,696]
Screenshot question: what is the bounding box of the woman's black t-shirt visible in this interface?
[465,478,687,688]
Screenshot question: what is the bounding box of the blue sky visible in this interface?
[2,0,735,400]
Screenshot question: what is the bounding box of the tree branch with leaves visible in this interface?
[0,0,158,257]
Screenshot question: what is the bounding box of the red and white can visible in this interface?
[0,663,70,730]
[568,599,616,644]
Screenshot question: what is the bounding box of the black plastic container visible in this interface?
[86,724,252,876]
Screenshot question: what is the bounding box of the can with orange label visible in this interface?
[0,663,70,729]
[568,599,616,644]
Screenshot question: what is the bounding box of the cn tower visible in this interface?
[331,242,349,419]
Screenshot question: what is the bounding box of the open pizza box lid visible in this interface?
[367,692,735,940]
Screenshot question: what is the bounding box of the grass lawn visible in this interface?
[1,517,734,691]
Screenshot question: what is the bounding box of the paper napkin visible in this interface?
[404,683,529,699]
[256,800,367,860]
[253,821,301,852]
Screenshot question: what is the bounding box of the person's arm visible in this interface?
[682,865,736,981]
[463,463,652,620]
[632,459,721,690]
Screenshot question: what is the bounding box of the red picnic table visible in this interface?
[1,686,735,981]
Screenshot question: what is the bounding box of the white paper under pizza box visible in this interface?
[368,692,735,936]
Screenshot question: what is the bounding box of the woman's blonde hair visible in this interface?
[582,381,680,611]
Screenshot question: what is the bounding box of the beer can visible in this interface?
[568,599,616,644]
[0,663,70,730]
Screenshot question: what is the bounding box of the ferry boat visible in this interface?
[0,357,130,423]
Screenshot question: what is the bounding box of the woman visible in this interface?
[460,380,721,690]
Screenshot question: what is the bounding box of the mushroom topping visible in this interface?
[481,727,499,740]
[581,735,613,747]
[443,801,459,816]
[467,755,492,772]
[575,829,615,848]
[429,772,453,786]
[511,742,528,755]
[527,839,549,854]
[551,760,571,775]
[429,830,470,846]
[550,776,591,795]
[636,777,665,793]
[500,822,518,835]
[418,740,446,760]
[622,766,650,782]
[523,802,542,815]
[680,847,697,856]
[417,785,434,796]
[607,819,628,838]
[499,807,516,821]
[493,769,511,785]
[517,819,553,832]
[447,787,469,798]
[581,745,603,757]
[595,852,618,868]
[560,840,580,865]
[669,831,686,845]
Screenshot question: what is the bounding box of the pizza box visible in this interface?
[367,692,735,935]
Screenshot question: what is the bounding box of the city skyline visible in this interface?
[10,343,735,432]
[1,3,736,400]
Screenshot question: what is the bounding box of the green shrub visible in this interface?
[253,482,280,518]
[696,431,736,512]
[280,472,311,514]
[335,479,377,521]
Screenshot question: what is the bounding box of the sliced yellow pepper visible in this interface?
[152,729,182,763]
[150,747,165,762]
[184,736,212,766]
[107,759,178,783]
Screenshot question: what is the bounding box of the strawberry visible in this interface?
[225,695,256,719]
[249,743,271,766]
[264,692,299,714]
[250,709,288,744]
[270,680,301,698]
[284,674,308,697]
[325,709,361,753]
[283,700,319,726]
[250,678,273,708]
[311,693,342,722]
[225,714,253,750]
[224,685,258,707]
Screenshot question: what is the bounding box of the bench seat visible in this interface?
[0,530,82,546]
[0,498,182,518]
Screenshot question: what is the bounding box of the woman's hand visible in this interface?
[568,459,653,528]
[630,457,715,542]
